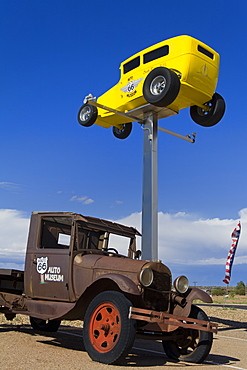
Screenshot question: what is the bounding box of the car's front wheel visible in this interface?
[190,93,225,127]
[112,122,132,139]
[78,104,98,127]
[143,67,180,107]
[83,291,136,364]
[162,305,213,363]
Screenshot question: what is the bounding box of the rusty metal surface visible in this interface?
[1,210,214,341]
[31,211,141,237]
[0,269,24,294]
[130,306,218,334]
[94,273,141,295]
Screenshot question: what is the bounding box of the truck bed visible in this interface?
[0,269,24,295]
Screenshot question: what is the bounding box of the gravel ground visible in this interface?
[201,305,247,329]
[0,306,246,370]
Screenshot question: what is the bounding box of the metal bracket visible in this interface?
[83,94,196,143]
[158,126,196,143]
[83,95,144,123]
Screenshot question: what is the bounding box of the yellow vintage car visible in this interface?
[78,35,225,139]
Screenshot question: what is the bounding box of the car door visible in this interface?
[28,217,74,301]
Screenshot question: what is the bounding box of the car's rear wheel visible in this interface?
[83,291,136,364]
[162,305,213,363]
[112,122,132,139]
[78,104,98,127]
[190,93,225,127]
[30,317,61,332]
[143,67,180,107]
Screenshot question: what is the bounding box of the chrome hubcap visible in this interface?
[150,75,166,95]
[80,106,91,121]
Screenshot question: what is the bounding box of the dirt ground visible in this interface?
[1,303,246,329]
[0,304,247,369]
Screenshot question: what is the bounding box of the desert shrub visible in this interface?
[235,281,246,295]
[212,287,225,296]
[229,290,235,298]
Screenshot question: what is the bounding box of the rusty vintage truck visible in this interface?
[0,211,217,364]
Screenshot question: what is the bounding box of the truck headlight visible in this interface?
[173,275,189,294]
[139,268,154,287]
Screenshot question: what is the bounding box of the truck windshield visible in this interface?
[75,223,105,251]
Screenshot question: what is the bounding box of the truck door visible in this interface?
[28,217,74,301]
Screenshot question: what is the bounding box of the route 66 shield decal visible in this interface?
[36,257,48,274]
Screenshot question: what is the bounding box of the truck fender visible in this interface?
[173,287,212,317]
[185,287,213,304]
[94,273,141,296]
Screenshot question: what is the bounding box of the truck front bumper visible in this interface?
[129,306,218,334]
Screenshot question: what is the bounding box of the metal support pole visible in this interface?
[141,111,158,261]
[83,97,195,262]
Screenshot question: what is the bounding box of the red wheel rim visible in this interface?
[89,302,121,353]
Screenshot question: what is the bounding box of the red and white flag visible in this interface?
[223,221,241,285]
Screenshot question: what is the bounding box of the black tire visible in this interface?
[78,104,98,127]
[30,316,61,332]
[83,291,136,364]
[162,305,213,363]
[112,122,132,139]
[143,67,180,107]
[190,92,225,127]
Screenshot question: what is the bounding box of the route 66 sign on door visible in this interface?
[36,257,48,274]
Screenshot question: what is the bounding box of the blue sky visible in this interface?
[0,0,247,287]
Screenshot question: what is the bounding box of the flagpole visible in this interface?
[224,283,228,307]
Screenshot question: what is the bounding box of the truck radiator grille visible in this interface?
[143,271,171,312]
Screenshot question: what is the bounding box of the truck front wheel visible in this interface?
[83,291,136,364]
[30,317,61,332]
[162,305,213,363]
[143,67,180,107]
[78,103,98,127]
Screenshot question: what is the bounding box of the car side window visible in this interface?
[197,45,214,59]
[40,220,71,249]
[144,45,169,64]
[123,56,140,74]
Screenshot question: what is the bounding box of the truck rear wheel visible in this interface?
[83,291,136,364]
[30,317,61,332]
[190,92,225,127]
[112,122,132,139]
[162,305,213,363]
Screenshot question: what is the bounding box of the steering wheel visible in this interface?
[106,248,119,254]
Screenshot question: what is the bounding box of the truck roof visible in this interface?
[32,211,141,238]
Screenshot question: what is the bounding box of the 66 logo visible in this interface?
[120,78,143,94]
[37,257,48,274]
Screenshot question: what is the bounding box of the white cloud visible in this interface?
[113,209,247,266]
[70,195,94,204]
[84,198,94,204]
[0,182,20,191]
[0,209,30,269]
[0,208,246,273]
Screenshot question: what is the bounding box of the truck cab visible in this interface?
[0,211,217,365]
[24,212,140,302]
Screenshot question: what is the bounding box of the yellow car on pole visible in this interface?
[78,35,225,139]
